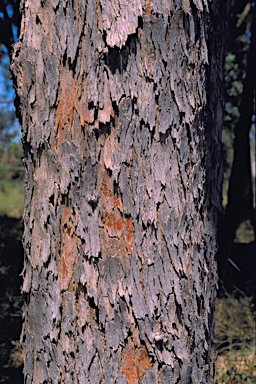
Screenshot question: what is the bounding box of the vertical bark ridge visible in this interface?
[11,0,223,382]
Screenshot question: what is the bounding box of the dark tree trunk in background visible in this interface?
[218,5,256,283]
[227,4,256,234]
[11,0,224,382]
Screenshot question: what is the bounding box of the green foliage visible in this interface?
[224,50,245,132]
[234,219,255,243]
[0,56,23,218]
[225,53,244,100]
[222,1,255,208]
[0,56,20,145]
[0,141,23,180]
[0,180,24,218]
[0,140,24,218]
[0,106,18,147]
[223,3,251,132]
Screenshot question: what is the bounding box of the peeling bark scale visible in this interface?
[11,0,225,383]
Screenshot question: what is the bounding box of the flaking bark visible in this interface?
[11,0,224,383]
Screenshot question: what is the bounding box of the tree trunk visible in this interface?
[11,0,224,382]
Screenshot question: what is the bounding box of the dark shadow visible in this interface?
[105,34,138,75]
[218,3,256,301]
[0,216,23,384]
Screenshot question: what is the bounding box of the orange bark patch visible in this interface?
[102,179,112,199]
[99,168,136,258]
[60,231,78,287]
[183,0,191,12]
[125,217,134,241]
[80,101,94,125]
[145,0,152,16]
[121,340,153,383]
[62,204,70,224]
[55,67,95,146]
[58,205,79,290]
[114,195,122,209]
[103,212,123,234]
[55,70,77,132]
[124,217,135,252]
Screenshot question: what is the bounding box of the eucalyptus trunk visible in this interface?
[11,0,224,382]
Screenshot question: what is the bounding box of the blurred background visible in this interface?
[0,1,23,383]
[0,1,255,383]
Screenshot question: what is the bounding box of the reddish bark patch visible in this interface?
[55,68,94,144]
[145,0,152,16]
[114,195,122,209]
[183,0,190,12]
[60,232,78,287]
[121,340,152,383]
[124,217,134,251]
[102,179,112,199]
[79,101,94,125]
[103,212,123,234]
[55,70,77,132]
[99,168,136,257]
[58,205,79,290]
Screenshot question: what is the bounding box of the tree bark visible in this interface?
[11,0,224,382]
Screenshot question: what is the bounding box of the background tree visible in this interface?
[11,0,225,383]
[218,1,256,296]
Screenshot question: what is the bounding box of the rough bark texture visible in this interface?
[11,0,224,383]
